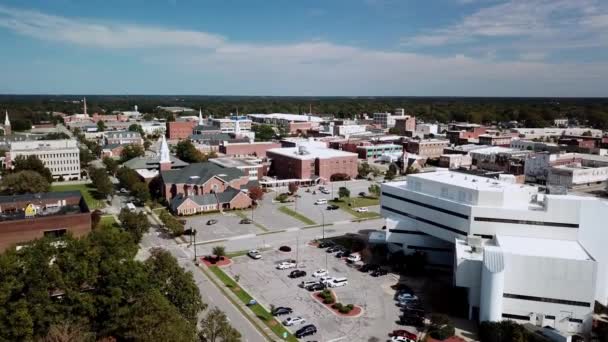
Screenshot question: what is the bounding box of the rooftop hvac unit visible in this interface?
[467,235,483,252]
[298,146,309,155]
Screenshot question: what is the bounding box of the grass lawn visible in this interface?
[330,196,381,219]
[278,206,316,226]
[226,247,271,258]
[99,215,119,228]
[208,266,297,342]
[51,183,106,210]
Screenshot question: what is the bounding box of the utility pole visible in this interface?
[193,228,198,265]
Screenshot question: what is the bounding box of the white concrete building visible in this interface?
[548,164,608,188]
[373,112,405,129]
[380,170,608,335]
[512,128,603,139]
[7,140,80,180]
[333,124,367,138]
[415,123,439,136]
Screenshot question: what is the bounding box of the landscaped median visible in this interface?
[278,206,316,225]
[207,265,298,342]
[329,196,381,219]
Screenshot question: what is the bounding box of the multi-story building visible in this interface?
[267,146,358,181]
[219,141,281,157]
[414,123,438,137]
[0,191,91,251]
[139,121,166,136]
[478,134,513,147]
[333,124,367,138]
[356,144,403,159]
[373,111,406,129]
[406,139,450,159]
[439,154,472,169]
[6,140,80,180]
[469,147,530,174]
[210,157,268,180]
[512,128,603,140]
[547,164,608,189]
[248,113,324,131]
[380,170,608,335]
[510,140,560,153]
[393,116,416,134]
[210,116,252,134]
[446,123,487,145]
[104,131,143,145]
[554,118,569,127]
[167,120,198,140]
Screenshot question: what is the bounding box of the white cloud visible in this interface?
[0,4,606,96]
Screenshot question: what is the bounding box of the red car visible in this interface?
[392,329,417,340]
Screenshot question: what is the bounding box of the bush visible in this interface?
[275,193,289,203]
[159,211,185,237]
[339,305,352,314]
[323,297,335,304]
[332,303,342,310]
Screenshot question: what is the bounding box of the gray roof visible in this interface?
[123,155,188,170]
[161,162,244,185]
[194,125,220,131]
[0,190,82,204]
[170,187,243,211]
[240,179,259,190]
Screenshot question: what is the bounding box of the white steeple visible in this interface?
[4,110,9,126]
[159,135,171,164]
[198,108,204,125]
[83,97,87,115]
[235,118,241,135]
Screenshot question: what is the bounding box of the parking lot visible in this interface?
[224,237,424,341]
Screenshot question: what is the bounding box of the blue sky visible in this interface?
[0,0,607,96]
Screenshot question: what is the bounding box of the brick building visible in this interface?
[169,187,252,215]
[267,146,358,181]
[160,162,254,201]
[0,191,91,251]
[219,141,281,157]
[393,116,416,134]
[446,123,487,144]
[167,121,197,140]
[478,134,513,147]
[406,139,450,159]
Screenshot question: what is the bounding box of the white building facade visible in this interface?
[380,170,608,335]
[7,139,81,180]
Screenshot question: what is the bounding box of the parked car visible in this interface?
[335,250,351,258]
[346,253,361,263]
[371,269,388,277]
[276,261,297,270]
[359,264,379,272]
[272,307,293,316]
[206,219,218,225]
[326,246,342,253]
[355,207,368,213]
[320,189,331,194]
[401,308,426,317]
[391,336,415,342]
[300,280,320,288]
[314,199,328,205]
[396,293,418,301]
[320,276,336,285]
[327,277,348,288]
[392,329,418,340]
[305,282,326,291]
[326,204,339,210]
[247,249,262,259]
[120,188,128,193]
[318,240,335,248]
[240,218,252,224]
[295,324,317,338]
[282,316,306,326]
[289,270,307,278]
[312,269,329,277]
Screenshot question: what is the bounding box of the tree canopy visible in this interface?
[251,124,275,141]
[12,155,53,183]
[88,167,114,198]
[0,170,50,194]
[120,144,145,162]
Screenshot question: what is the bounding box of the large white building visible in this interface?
[7,140,81,180]
[380,170,608,334]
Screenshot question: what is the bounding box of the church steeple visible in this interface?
[198,108,204,125]
[3,110,11,135]
[159,135,171,171]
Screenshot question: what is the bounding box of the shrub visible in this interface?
[339,306,352,314]
[332,303,342,310]
[275,193,289,202]
[323,297,335,304]
[345,304,354,311]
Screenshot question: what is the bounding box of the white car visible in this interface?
[320,189,331,194]
[397,294,419,301]
[247,249,262,259]
[312,269,329,277]
[314,199,328,205]
[391,336,415,342]
[355,207,368,213]
[346,253,361,263]
[327,277,348,288]
[320,276,335,285]
[276,261,297,270]
[282,316,306,326]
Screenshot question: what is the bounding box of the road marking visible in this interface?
[285,227,300,232]
[230,233,256,241]
[327,336,347,342]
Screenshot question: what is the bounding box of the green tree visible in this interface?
[368,184,381,198]
[102,157,119,176]
[42,322,94,342]
[358,162,372,179]
[120,144,145,162]
[88,167,114,198]
[117,167,141,190]
[131,182,151,204]
[159,211,184,237]
[96,120,106,132]
[79,147,96,169]
[118,208,150,242]
[338,186,350,199]
[12,155,53,183]
[128,124,145,136]
[198,307,241,342]
[11,118,32,131]
[146,248,206,324]
[428,313,455,341]
[385,164,397,181]
[175,140,204,163]
[42,132,71,140]
[252,124,275,141]
[212,246,226,260]
[0,171,50,194]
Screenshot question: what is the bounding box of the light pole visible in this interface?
[317,206,327,270]
[193,228,198,265]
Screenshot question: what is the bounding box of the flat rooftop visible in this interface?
[404,170,533,192]
[248,113,324,122]
[496,235,592,261]
[210,157,261,168]
[267,146,357,160]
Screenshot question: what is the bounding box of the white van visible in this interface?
[126,202,136,212]
[328,277,348,288]
[315,199,328,205]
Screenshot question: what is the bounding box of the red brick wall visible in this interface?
[288,122,313,134]
[0,213,91,251]
[164,176,250,201]
[316,156,358,180]
[167,121,197,139]
[220,143,281,157]
[229,192,252,209]
[267,152,308,179]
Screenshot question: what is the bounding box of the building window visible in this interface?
[474,217,579,229]
[502,313,530,321]
[544,315,556,320]
[503,293,590,308]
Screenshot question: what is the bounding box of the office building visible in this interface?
[406,139,450,159]
[104,131,143,145]
[210,157,268,180]
[219,141,281,157]
[356,144,403,159]
[393,116,416,134]
[267,145,358,181]
[6,140,80,180]
[380,170,608,334]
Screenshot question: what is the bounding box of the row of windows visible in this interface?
[407,245,452,253]
[50,166,79,172]
[35,153,78,159]
[474,217,579,229]
[382,192,469,220]
[381,205,468,236]
[45,159,79,166]
[502,313,530,321]
[503,293,591,308]
[388,229,428,236]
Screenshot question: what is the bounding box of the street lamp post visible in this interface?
[317,206,327,270]
[193,228,198,265]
